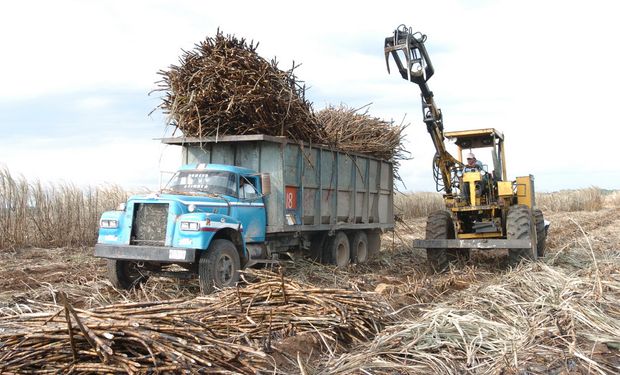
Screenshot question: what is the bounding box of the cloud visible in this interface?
[1,0,619,192]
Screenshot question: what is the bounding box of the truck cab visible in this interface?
[95,163,269,293]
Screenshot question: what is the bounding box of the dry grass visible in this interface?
[0,167,127,250]
[395,188,619,217]
[605,190,620,207]
[394,191,444,219]
[536,187,606,212]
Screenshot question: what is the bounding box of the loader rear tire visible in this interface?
[533,208,546,257]
[326,231,350,268]
[425,210,456,273]
[349,231,369,264]
[107,259,148,290]
[199,239,240,294]
[507,205,538,266]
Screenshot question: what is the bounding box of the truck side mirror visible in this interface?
[261,173,271,196]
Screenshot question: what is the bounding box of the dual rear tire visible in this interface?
[323,230,379,267]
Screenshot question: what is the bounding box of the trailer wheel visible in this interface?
[350,231,369,264]
[326,231,350,267]
[425,210,455,273]
[507,205,538,266]
[533,208,546,257]
[107,259,148,290]
[199,239,240,294]
[367,231,382,259]
[309,233,328,262]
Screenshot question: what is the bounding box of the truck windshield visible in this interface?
[166,170,237,196]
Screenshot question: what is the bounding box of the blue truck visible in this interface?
[95,135,394,293]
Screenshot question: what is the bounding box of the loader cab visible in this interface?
[445,128,507,206]
[445,128,506,182]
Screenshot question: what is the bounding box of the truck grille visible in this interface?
[131,203,168,246]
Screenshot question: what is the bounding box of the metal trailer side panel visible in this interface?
[168,135,394,234]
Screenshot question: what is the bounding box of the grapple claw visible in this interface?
[383,24,434,84]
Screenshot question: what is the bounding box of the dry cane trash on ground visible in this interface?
[0,270,391,374]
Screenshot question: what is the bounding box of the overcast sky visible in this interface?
[1,0,619,192]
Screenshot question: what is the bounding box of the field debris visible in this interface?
[322,259,620,374]
[0,270,391,374]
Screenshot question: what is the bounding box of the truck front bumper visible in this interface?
[94,244,196,263]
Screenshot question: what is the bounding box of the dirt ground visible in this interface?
[1,208,619,373]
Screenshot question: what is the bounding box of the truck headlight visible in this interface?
[100,219,119,228]
[180,221,200,231]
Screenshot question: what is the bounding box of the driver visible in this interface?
[462,152,488,203]
[464,152,483,172]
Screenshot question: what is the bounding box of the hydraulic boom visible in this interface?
[384,25,461,194]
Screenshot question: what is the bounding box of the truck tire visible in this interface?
[107,259,148,290]
[533,208,546,257]
[199,239,240,294]
[349,231,368,264]
[507,205,538,266]
[425,210,456,273]
[367,231,382,259]
[326,231,350,268]
[309,233,328,262]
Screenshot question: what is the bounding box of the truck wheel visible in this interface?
[107,259,148,290]
[199,239,240,294]
[309,233,328,262]
[367,231,382,259]
[349,231,368,264]
[425,210,455,273]
[533,208,546,257]
[507,205,538,266]
[326,231,350,267]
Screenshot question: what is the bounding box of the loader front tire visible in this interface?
[425,210,456,273]
[199,239,240,294]
[107,259,148,290]
[533,208,546,257]
[507,205,538,266]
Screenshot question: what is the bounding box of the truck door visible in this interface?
[234,176,266,243]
